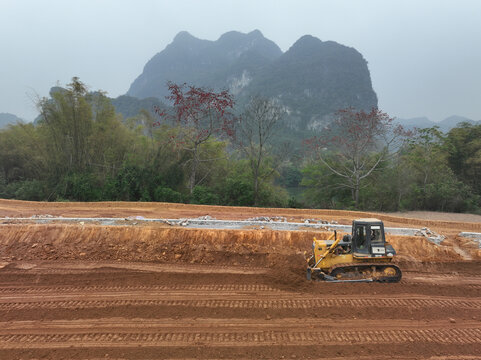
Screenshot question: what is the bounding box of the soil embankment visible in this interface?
[1,223,480,267]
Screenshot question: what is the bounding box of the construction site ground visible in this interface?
[0,199,480,359]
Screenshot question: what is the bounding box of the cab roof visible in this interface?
[354,218,383,223]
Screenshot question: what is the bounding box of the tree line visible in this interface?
[0,77,480,213]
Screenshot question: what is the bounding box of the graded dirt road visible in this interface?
[0,200,480,359]
[2,198,481,234]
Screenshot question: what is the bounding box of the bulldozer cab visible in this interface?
[351,219,386,257]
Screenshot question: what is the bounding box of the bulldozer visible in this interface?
[306,219,402,282]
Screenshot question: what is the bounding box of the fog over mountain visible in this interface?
[1,1,481,124]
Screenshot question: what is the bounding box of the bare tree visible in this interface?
[236,96,285,205]
[305,107,410,207]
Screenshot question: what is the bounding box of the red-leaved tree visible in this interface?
[304,107,411,207]
[154,82,236,193]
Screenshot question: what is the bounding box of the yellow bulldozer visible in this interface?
[306,219,402,282]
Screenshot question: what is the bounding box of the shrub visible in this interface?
[154,186,183,203]
[15,180,47,201]
[190,185,220,205]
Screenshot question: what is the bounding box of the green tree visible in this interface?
[304,108,409,207]
[301,160,354,209]
[37,77,93,175]
[33,77,137,200]
[0,123,48,184]
[400,127,477,211]
[236,96,285,205]
[446,123,481,195]
[88,92,133,181]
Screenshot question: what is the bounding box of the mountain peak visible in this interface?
[127,31,377,131]
[442,115,473,123]
[248,29,264,38]
[291,35,322,47]
[440,115,477,129]
[217,31,246,42]
[217,29,266,43]
[173,31,196,42]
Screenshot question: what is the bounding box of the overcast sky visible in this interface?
[1,0,480,122]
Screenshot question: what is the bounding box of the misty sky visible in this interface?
[1,0,480,122]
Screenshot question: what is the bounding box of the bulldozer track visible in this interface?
[0,327,480,348]
[0,318,476,331]
[1,297,480,311]
[0,284,280,294]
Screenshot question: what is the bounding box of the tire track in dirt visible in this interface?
[0,326,480,349]
[403,273,481,286]
[1,297,480,311]
[0,318,476,331]
[0,284,280,294]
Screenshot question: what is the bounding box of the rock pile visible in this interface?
[246,216,287,222]
[415,227,445,245]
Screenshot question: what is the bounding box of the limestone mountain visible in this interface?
[127,30,377,132]
[128,30,282,99]
[244,35,378,130]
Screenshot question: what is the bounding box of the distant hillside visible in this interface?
[127,30,377,132]
[438,115,479,131]
[394,117,433,131]
[111,95,165,120]
[0,113,23,129]
[396,115,480,132]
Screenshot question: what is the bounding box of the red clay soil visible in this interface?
[0,199,480,359]
[0,261,480,359]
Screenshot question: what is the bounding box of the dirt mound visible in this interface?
[388,235,468,262]
[265,253,311,292]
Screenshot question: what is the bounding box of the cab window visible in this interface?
[370,225,383,244]
[355,225,367,249]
